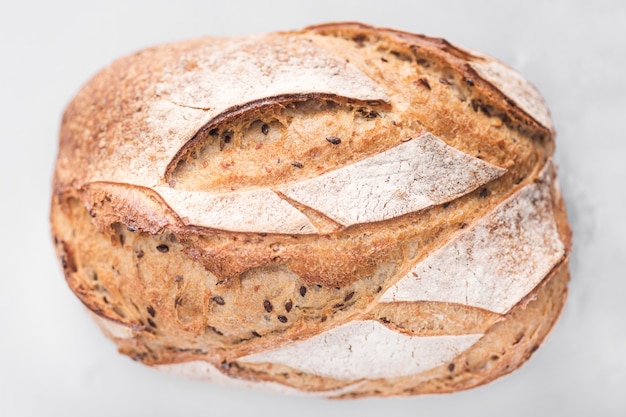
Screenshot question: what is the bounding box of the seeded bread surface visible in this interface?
[51,22,571,397]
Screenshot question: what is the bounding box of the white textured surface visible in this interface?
[239,320,482,380]
[160,34,390,109]
[471,58,554,131]
[91,33,389,187]
[87,313,365,395]
[154,186,318,234]
[281,133,506,226]
[157,133,504,232]
[157,361,364,397]
[3,1,625,416]
[380,161,564,314]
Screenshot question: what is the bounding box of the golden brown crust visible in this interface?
[51,22,570,397]
[54,22,553,287]
[305,22,554,136]
[218,259,569,397]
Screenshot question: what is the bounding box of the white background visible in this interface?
[1,0,624,416]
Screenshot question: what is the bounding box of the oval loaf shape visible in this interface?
[51,22,571,398]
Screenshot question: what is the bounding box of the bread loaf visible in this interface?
[51,22,571,398]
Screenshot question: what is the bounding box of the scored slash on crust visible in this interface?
[156,360,367,397]
[155,132,506,233]
[237,320,482,380]
[154,186,318,234]
[379,159,565,314]
[279,133,506,227]
[469,59,554,132]
[230,161,565,381]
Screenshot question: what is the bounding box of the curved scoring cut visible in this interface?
[470,58,554,131]
[166,95,393,191]
[279,133,506,227]
[380,160,565,314]
[238,320,482,380]
[155,132,505,233]
[161,33,390,180]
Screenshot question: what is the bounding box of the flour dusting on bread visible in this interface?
[380,160,565,313]
[51,22,571,397]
